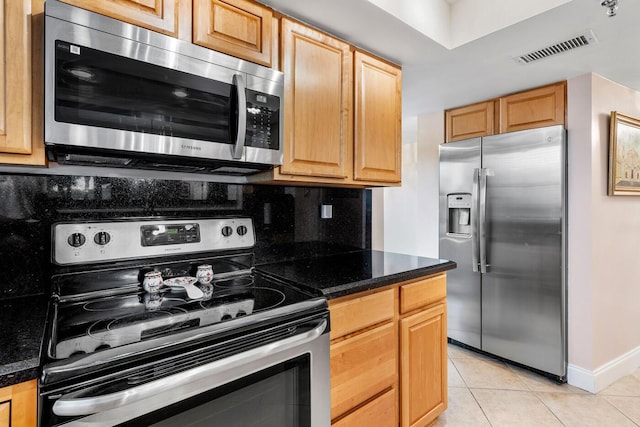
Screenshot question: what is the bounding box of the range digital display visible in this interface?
[140,223,200,247]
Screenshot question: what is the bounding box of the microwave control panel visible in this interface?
[245,89,280,150]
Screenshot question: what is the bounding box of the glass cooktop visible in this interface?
[51,274,321,361]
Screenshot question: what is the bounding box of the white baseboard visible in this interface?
[568,345,640,393]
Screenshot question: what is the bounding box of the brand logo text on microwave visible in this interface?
[181,145,202,151]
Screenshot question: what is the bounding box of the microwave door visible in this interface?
[44,3,284,170]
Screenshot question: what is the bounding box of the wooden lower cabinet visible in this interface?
[0,401,10,427]
[400,303,447,427]
[332,388,397,427]
[0,380,37,427]
[330,322,397,420]
[328,273,448,426]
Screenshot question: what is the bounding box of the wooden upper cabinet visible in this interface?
[445,100,495,143]
[499,81,566,133]
[353,51,401,183]
[193,0,272,67]
[280,18,352,179]
[0,0,45,166]
[60,0,181,37]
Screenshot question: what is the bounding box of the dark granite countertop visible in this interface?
[256,249,456,299]
[0,248,455,386]
[0,295,48,387]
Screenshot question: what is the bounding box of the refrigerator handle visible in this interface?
[479,168,493,273]
[471,168,481,272]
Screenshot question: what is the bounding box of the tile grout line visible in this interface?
[532,391,568,426]
[599,395,640,426]
[467,387,495,427]
[449,355,495,426]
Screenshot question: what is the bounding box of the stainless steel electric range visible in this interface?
[39,217,330,427]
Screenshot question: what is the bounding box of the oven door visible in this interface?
[43,314,330,427]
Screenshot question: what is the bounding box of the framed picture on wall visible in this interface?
[608,111,640,195]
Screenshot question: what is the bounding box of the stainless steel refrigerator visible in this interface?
[439,125,566,380]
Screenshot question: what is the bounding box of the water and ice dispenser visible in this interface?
[446,194,471,236]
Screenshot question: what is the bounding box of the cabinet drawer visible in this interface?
[329,288,394,340]
[400,274,446,314]
[330,322,397,420]
[332,387,397,427]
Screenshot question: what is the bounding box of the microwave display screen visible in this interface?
[54,40,232,145]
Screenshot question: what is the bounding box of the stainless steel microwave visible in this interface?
[44,0,283,176]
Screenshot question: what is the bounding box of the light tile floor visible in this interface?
[431,343,640,427]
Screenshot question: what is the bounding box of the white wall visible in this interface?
[567,73,640,392]
[373,112,442,258]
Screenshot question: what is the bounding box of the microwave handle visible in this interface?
[232,74,247,160]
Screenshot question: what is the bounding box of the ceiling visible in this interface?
[258,0,639,117]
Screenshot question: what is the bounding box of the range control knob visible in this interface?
[221,226,233,237]
[94,231,111,246]
[237,225,248,236]
[67,233,86,248]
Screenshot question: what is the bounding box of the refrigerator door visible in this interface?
[439,138,482,348]
[481,125,566,377]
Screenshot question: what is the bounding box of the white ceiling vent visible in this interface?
[516,30,598,64]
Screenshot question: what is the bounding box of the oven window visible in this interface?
[123,355,311,427]
[54,40,233,144]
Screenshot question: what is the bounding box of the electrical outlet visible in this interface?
[320,204,333,219]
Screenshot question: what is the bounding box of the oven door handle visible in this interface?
[52,318,327,417]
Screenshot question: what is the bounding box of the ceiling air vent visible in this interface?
[516,30,598,64]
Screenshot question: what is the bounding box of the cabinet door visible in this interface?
[280,18,352,179]
[400,303,447,427]
[445,100,495,143]
[60,0,180,37]
[499,82,565,133]
[0,380,37,427]
[330,322,397,421]
[194,0,272,67]
[0,0,44,165]
[0,401,9,426]
[353,51,401,183]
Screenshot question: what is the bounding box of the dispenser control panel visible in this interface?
[447,194,471,209]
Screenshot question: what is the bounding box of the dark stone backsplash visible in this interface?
[0,174,370,299]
